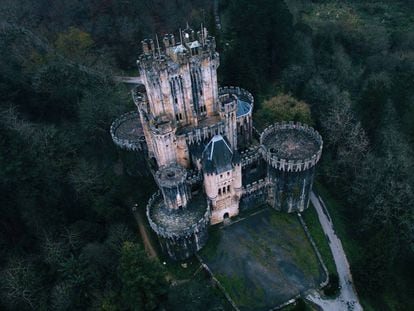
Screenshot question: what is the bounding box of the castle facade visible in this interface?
[111,27,322,260]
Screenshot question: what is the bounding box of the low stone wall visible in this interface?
[242,178,269,196]
[297,213,329,289]
[239,182,269,211]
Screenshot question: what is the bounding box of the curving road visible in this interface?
[306,192,363,311]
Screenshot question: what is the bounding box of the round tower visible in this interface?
[218,86,254,149]
[219,94,237,150]
[147,163,210,260]
[150,117,177,167]
[155,164,190,210]
[110,110,150,176]
[146,189,210,261]
[260,122,323,213]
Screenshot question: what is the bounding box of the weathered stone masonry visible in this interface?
[110,26,323,260]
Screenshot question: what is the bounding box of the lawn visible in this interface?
[301,203,336,276]
[199,208,326,311]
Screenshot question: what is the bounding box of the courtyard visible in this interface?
[199,207,326,311]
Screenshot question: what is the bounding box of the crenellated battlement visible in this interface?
[177,120,226,144]
[242,178,269,196]
[240,145,262,167]
[138,27,217,71]
[110,111,146,151]
[156,164,187,188]
[146,191,210,238]
[260,122,323,172]
[218,86,254,115]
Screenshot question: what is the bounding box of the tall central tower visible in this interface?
[136,27,220,168]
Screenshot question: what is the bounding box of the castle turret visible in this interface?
[219,87,254,149]
[150,116,177,167]
[260,122,323,212]
[202,135,241,224]
[147,163,210,260]
[155,164,190,210]
[219,94,238,150]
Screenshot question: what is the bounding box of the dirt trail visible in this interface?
[133,207,158,258]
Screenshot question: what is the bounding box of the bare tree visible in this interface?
[0,258,41,310]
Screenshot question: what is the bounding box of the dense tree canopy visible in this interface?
[0,0,413,310]
[254,94,313,130]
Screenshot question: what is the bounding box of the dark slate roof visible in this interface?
[202,135,233,174]
[236,98,252,118]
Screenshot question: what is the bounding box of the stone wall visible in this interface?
[267,167,316,213]
[240,178,269,211]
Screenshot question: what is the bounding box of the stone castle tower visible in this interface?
[110,26,322,260]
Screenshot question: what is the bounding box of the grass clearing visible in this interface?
[199,207,325,311]
[301,203,336,276]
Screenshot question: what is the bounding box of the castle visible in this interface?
[111,26,323,260]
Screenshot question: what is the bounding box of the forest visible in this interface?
[0,0,413,310]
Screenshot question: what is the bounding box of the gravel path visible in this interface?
[306,192,363,311]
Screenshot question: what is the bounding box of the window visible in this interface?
[227,172,230,176]
[223,187,226,194]
[218,188,221,195]
[227,185,230,192]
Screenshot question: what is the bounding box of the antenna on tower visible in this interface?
[155,34,161,57]
[200,23,204,45]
